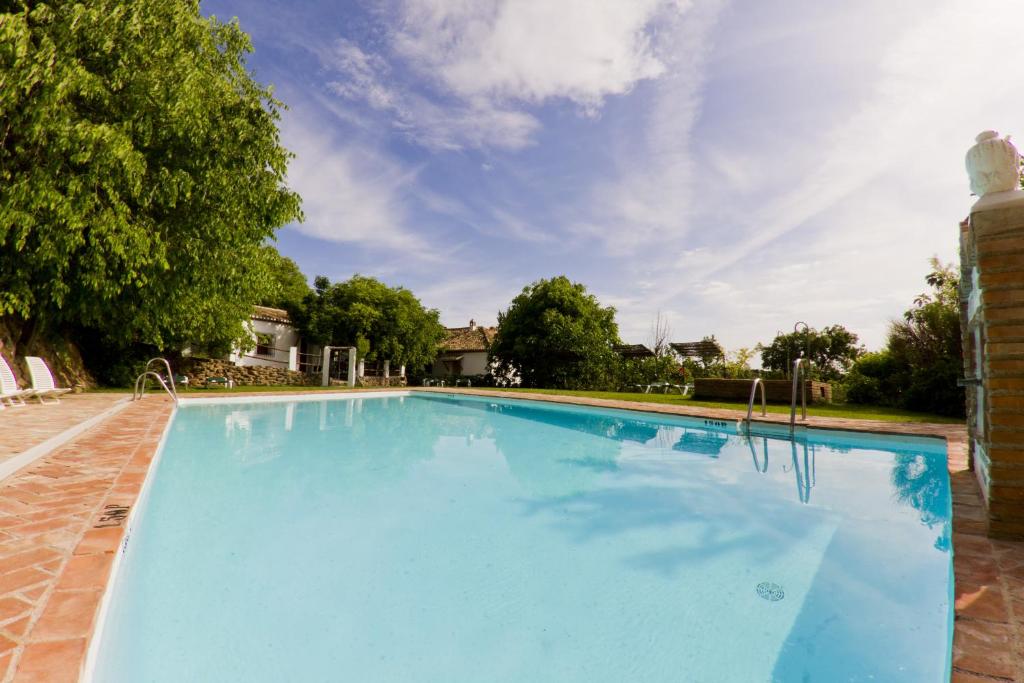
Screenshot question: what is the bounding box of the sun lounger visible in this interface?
[24,357,72,404]
[644,381,687,395]
[0,355,33,408]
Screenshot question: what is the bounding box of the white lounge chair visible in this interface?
[0,355,33,408]
[25,357,71,404]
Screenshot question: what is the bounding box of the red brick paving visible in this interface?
[0,387,1020,680]
[0,396,172,683]
[0,394,127,467]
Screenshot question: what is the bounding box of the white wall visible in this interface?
[432,351,490,377]
[233,320,300,368]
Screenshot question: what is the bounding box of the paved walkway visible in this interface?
[951,469,1024,682]
[0,395,129,467]
[0,387,1018,681]
[0,396,173,683]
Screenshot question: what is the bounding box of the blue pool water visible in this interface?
[92,394,952,682]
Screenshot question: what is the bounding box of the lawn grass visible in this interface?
[487,387,964,424]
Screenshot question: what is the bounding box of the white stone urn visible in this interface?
[966,130,1021,196]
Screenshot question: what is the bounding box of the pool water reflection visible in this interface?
[93,393,952,683]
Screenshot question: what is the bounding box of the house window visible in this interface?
[256,333,273,357]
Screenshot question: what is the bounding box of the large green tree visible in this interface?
[844,259,964,416]
[490,276,620,389]
[299,275,444,371]
[0,1,301,354]
[260,245,310,315]
[887,258,964,415]
[758,324,863,381]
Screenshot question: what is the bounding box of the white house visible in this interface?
[433,320,496,377]
[230,305,301,370]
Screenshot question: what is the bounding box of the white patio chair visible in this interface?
[0,355,33,408]
[25,356,71,404]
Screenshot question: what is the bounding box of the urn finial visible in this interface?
[966,130,1021,197]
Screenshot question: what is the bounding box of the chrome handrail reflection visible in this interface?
[747,435,769,473]
[785,440,815,504]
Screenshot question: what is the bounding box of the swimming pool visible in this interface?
[90,393,953,682]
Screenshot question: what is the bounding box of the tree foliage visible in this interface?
[887,258,964,415]
[845,259,964,416]
[490,276,620,389]
[298,275,444,371]
[758,325,863,381]
[0,1,301,352]
[260,245,310,315]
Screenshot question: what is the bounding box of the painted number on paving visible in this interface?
[95,504,130,528]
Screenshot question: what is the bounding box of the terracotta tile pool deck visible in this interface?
[0,387,1019,681]
[0,394,128,467]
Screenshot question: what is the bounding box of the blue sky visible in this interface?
[202,0,1024,354]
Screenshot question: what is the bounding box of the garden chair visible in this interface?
[0,355,33,408]
[204,376,234,389]
[25,356,72,404]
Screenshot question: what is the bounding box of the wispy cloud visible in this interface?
[315,1,688,151]
[319,38,540,151]
[281,111,430,251]
[572,0,726,251]
[584,0,1024,352]
[204,0,1024,355]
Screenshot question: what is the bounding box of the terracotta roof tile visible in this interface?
[252,306,291,324]
[440,326,496,352]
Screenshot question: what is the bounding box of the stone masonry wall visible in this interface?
[962,199,1024,539]
[357,376,408,388]
[692,378,832,404]
[178,357,313,387]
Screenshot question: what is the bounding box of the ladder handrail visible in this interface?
[145,357,177,396]
[746,377,766,423]
[133,371,178,404]
[790,357,809,430]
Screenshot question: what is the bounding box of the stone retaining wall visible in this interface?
[357,376,408,388]
[178,357,312,386]
[693,378,832,404]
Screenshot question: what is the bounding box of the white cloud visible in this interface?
[593,0,1024,352]
[323,39,398,111]
[317,1,688,150]
[415,274,515,328]
[281,113,429,251]
[570,0,726,250]
[319,38,539,150]
[477,208,555,244]
[392,0,684,112]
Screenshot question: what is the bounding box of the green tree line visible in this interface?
[1,1,301,364]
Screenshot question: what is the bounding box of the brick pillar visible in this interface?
[963,192,1024,539]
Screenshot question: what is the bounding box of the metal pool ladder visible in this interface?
[745,377,766,426]
[133,357,178,404]
[789,357,809,432]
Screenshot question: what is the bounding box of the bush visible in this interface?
[843,351,900,406]
[491,276,619,390]
[616,356,683,389]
